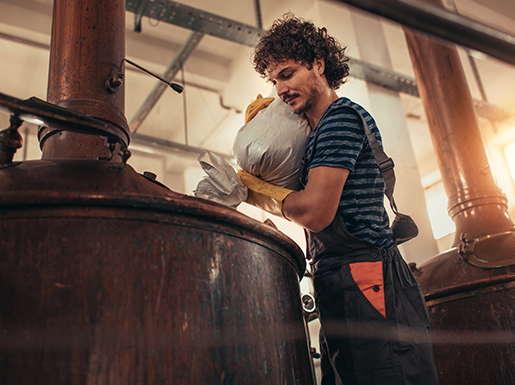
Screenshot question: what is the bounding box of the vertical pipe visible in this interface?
[403,0,513,246]
[43,0,128,159]
[403,3,515,383]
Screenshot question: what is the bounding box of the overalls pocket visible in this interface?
[313,260,393,375]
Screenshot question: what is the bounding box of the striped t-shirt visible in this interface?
[304,97,394,249]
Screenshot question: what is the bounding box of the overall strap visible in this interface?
[307,104,400,215]
[342,105,400,215]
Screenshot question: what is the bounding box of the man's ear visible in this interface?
[314,58,325,75]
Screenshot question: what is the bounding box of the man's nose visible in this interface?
[276,81,288,97]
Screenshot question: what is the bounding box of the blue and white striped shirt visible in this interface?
[304,97,394,249]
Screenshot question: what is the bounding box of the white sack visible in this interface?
[232,98,310,191]
[194,151,247,208]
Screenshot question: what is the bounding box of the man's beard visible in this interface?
[292,96,313,115]
[291,74,324,115]
[292,88,317,115]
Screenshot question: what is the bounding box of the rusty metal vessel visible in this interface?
[404,1,515,382]
[0,155,313,384]
[0,0,314,384]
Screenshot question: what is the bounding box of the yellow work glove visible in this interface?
[237,170,293,218]
[245,94,275,124]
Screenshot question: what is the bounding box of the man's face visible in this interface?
[266,59,325,115]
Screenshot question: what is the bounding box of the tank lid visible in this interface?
[0,159,306,276]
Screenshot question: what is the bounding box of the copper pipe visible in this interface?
[403,1,513,245]
[398,3,515,383]
[43,0,129,159]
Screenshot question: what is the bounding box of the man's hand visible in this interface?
[237,170,294,218]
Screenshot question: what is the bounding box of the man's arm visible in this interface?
[283,166,349,233]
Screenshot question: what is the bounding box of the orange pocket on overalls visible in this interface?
[349,261,386,318]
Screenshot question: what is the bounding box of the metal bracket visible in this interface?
[457,231,515,268]
[106,58,184,94]
[0,115,23,165]
[99,141,132,171]
[457,232,474,263]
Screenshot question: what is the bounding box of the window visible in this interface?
[424,176,456,240]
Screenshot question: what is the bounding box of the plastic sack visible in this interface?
[194,151,247,208]
[232,98,310,191]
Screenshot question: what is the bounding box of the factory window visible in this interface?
[423,176,456,240]
[504,140,515,188]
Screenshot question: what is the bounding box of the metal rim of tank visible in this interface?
[0,161,306,277]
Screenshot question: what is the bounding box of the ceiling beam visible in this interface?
[348,57,514,121]
[126,0,261,46]
[124,0,514,122]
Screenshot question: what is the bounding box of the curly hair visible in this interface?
[252,14,350,90]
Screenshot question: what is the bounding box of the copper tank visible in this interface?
[404,0,515,383]
[0,0,314,383]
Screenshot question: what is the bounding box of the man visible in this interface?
[239,14,438,385]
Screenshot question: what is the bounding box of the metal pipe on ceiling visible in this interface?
[334,0,515,66]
